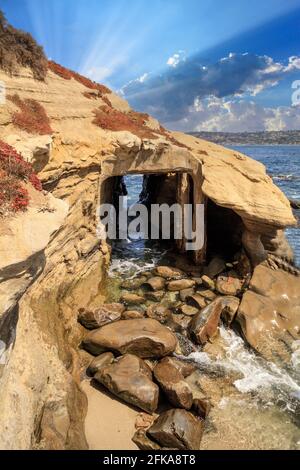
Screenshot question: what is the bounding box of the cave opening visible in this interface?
[100,172,198,269]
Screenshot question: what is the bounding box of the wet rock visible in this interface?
[179,288,195,302]
[204,257,226,278]
[221,296,240,325]
[154,266,185,280]
[191,277,203,286]
[160,357,196,378]
[83,318,178,358]
[94,354,159,413]
[216,272,243,296]
[186,294,206,310]
[197,289,217,301]
[147,409,204,450]
[235,251,252,278]
[78,303,125,329]
[135,412,156,430]
[121,276,147,290]
[237,264,300,362]
[122,310,144,320]
[192,398,211,419]
[87,352,114,376]
[170,314,192,332]
[201,275,215,290]
[168,279,196,291]
[180,304,199,317]
[146,305,172,324]
[121,293,145,305]
[153,358,193,409]
[189,297,238,345]
[142,276,166,291]
[145,291,165,302]
[132,429,161,450]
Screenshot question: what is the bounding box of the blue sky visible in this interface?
[2,0,300,131]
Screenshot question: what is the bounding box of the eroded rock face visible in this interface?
[83,319,178,358]
[132,429,161,450]
[189,296,240,345]
[147,409,204,450]
[94,354,159,413]
[78,303,125,329]
[154,359,193,409]
[237,264,300,362]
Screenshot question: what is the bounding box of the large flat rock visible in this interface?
[83,318,178,358]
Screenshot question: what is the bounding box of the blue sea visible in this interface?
[231,146,300,267]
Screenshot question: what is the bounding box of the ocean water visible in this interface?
[231,145,300,267]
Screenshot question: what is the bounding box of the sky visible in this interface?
[2,0,300,132]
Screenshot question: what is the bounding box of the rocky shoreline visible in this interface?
[78,253,300,450]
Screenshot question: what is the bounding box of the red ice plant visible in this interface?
[0,140,42,213]
[8,93,53,135]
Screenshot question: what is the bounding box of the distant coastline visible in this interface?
[188,130,300,145]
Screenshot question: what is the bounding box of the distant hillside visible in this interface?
[188,130,300,145]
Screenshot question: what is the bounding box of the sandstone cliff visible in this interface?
[0,40,297,449]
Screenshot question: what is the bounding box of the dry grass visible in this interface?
[0,11,47,80]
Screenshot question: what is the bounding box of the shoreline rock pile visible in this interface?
[79,254,251,450]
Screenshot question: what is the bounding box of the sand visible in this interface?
[81,379,139,450]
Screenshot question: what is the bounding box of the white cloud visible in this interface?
[166,50,186,68]
[85,66,113,81]
[166,95,300,132]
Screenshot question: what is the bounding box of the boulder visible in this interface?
[94,354,159,413]
[197,289,217,301]
[159,357,196,378]
[189,297,238,345]
[180,304,199,317]
[78,303,125,329]
[204,257,226,278]
[179,288,195,302]
[122,310,144,320]
[146,305,172,324]
[83,318,178,358]
[168,279,196,291]
[216,272,243,296]
[201,275,215,290]
[153,359,193,409]
[186,294,206,310]
[121,293,145,305]
[220,296,240,325]
[132,429,161,450]
[192,398,211,419]
[236,264,300,362]
[147,409,204,450]
[170,314,192,332]
[145,291,165,302]
[154,266,185,280]
[87,352,114,376]
[142,277,166,291]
